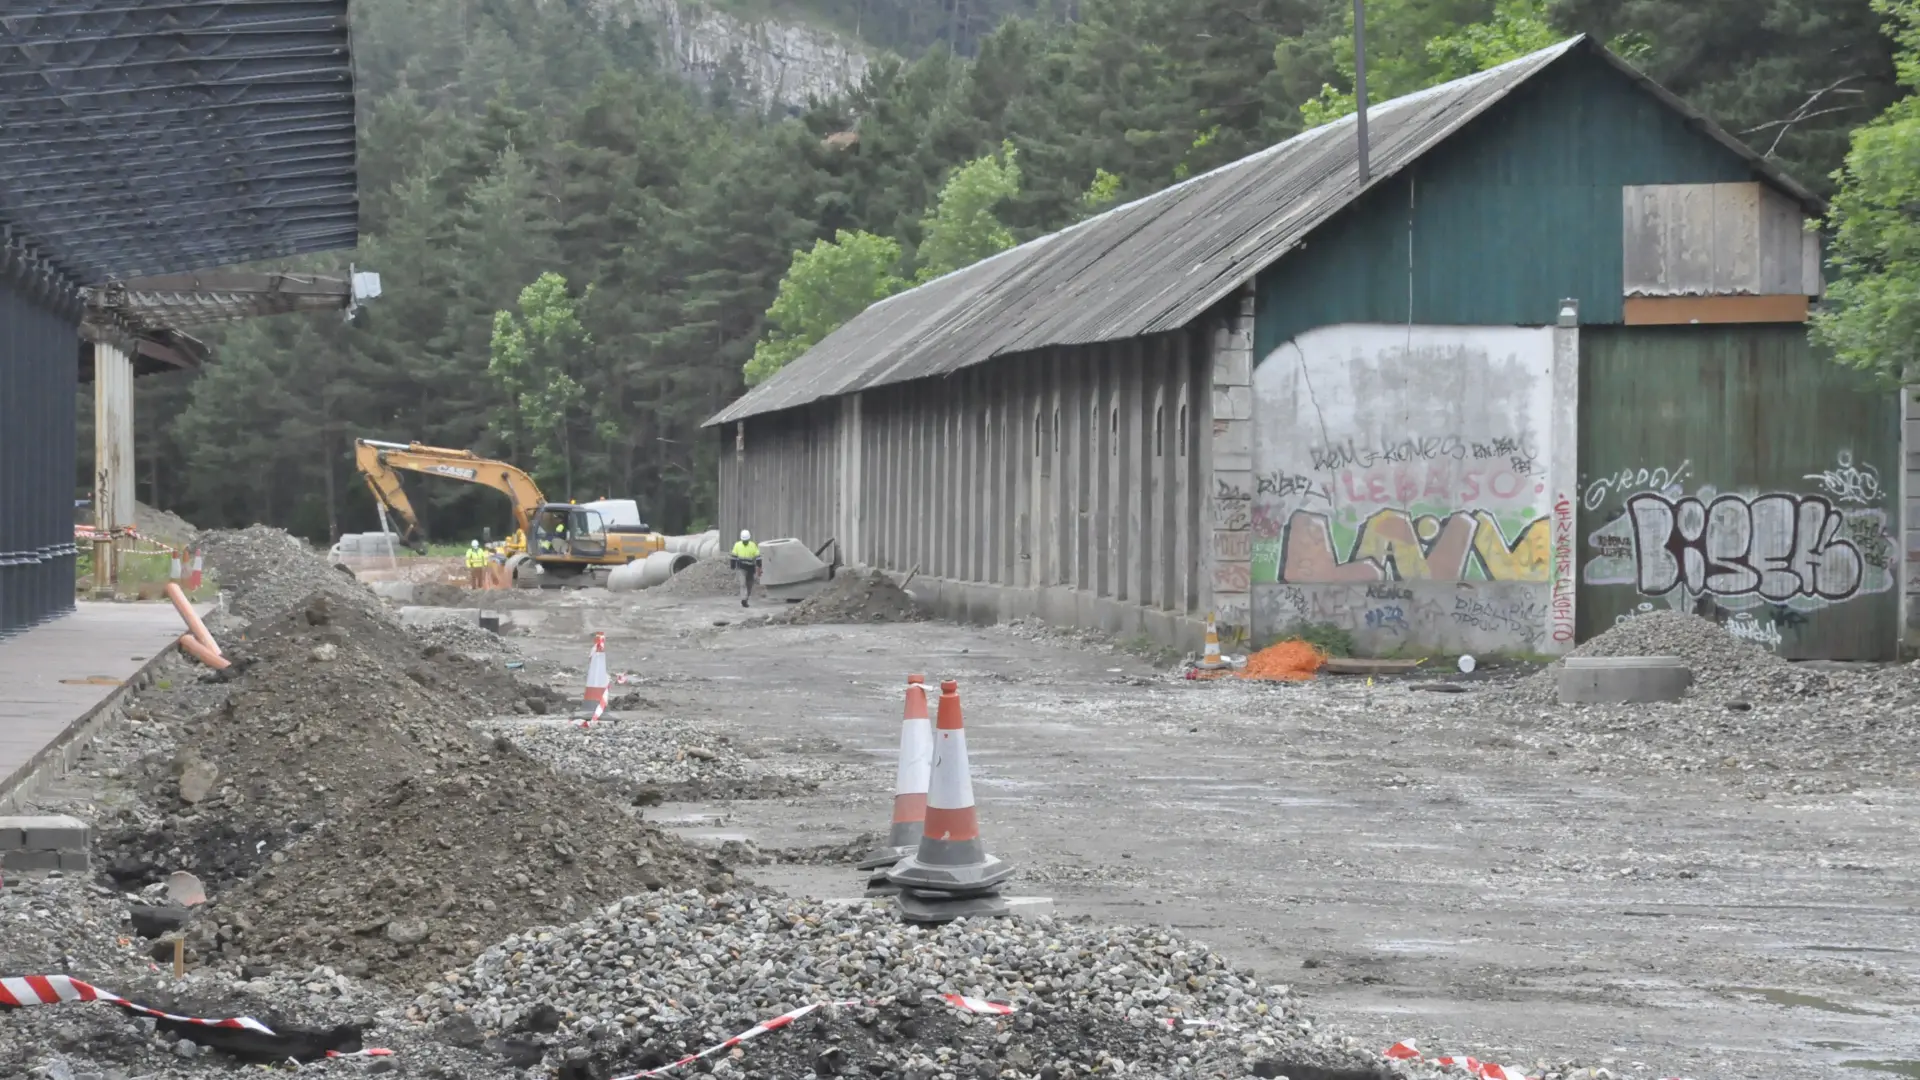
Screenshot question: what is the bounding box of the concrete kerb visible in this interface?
[0,645,182,816]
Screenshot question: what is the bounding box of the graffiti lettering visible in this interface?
[1365,584,1412,601]
[1582,460,1691,512]
[1213,562,1252,593]
[1803,450,1882,506]
[1451,595,1547,645]
[1256,472,1329,501]
[1330,463,1537,506]
[1625,492,1864,602]
[1278,508,1550,583]
[1549,495,1576,644]
[1308,435,1474,472]
[1365,605,1409,633]
[1723,611,1783,648]
[1213,530,1252,561]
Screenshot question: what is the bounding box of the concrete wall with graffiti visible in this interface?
[1249,324,1566,654]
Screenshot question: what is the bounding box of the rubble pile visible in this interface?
[416,890,1388,1079]
[92,527,718,989]
[408,614,523,659]
[655,555,743,598]
[477,712,854,803]
[784,568,925,625]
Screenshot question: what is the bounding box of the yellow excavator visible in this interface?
[353,439,665,587]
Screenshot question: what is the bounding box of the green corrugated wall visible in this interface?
[1577,325,1898,661]
[1254,51,1756,357]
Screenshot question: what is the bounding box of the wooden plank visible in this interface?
[1324,657,1423,675]
[1623,295,1809,325]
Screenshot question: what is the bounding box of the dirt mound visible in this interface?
[199,525,383,623]
[784,568,924,625]
[135,502,199,547]
[165,529,716,989]
[1511,611,1807,701]
[653,556,740,597]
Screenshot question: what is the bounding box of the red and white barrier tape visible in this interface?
[0,975,394,1060]
[1385,1039,1693,1080]
[609,994,1020,1079]
[1,975,274,1034]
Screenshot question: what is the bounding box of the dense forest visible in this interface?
[109,0,1907,544]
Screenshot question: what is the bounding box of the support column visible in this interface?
[1206,285,1255,643]
[92,340,135,593]
[1547,299,1581,653]
[1904,385,1920,653]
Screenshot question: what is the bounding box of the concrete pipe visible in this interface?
[505,553,542,590]
[662,530,722,559]
[621,549,696,591]
[1556,655,1692,704]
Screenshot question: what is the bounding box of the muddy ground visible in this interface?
[439,584,1920,1080]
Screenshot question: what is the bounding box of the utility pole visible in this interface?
[1353,0,1370,183]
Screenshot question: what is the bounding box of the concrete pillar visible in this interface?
[1206,286,1256,642]
[1905,385,1920,651]
[92,340,135,590]
[840,393,863,566]
[1546,299,1581,654]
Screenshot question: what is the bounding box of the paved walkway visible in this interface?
[0,603,187,802]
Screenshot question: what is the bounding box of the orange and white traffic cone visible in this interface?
[886,679,1014,923]
[857,675,934,894]
[580,632,610,728]
[1196,612,1226,671]
[187,550,204,591]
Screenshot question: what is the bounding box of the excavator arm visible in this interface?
[353,439,547,551]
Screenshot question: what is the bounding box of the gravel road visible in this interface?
[503,589,1920,1080]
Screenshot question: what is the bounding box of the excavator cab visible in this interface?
[532,505,607,561]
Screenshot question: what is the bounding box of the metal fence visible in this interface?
[0,273,80,637]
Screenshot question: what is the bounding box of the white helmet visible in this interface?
[471,539,481,548]
[739,530,752,541]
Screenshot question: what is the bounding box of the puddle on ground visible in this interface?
[1812,1041,1865,1051]
[1374,938,1478,954]
[1729,987,1884,1016]
[1801,944,1913,955]
[1842,1061,1920,1078]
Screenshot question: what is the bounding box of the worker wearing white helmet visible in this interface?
[730,529,761,608]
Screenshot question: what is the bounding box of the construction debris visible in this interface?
[784,567,926,625]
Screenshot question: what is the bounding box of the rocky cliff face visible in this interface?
[599,0,870,110]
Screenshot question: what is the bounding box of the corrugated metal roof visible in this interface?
[707,35,1820,428]
[0,0,359,286]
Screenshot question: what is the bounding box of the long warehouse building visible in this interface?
[708,35,1902,661]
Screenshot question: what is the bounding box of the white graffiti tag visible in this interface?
[1626,492,1864,602]
[1803,450,1883,506]
[1582,460,1691,512]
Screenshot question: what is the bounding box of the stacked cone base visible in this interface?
[886,849,1014,894]
[896,887,1010,924]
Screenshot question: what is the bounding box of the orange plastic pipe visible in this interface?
[165,582,222,657]
[177,633,230,671]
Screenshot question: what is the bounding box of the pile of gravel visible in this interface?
[1508,611,1792,702]
[654,556,743,598]
[785,568,925,625]
[198,525,382,623]
[409,615,522,659]
[413,890,1387,1079]
[476,712,854,802]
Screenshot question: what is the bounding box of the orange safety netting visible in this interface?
[1237,640,1328,681]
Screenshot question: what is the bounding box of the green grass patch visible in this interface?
[1266,621,1354,658]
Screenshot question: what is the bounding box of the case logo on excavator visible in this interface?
[428,465,479,480]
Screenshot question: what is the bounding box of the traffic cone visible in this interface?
[580,632,610,728]
[887,679,1014,923]
[857,675,934,895]
[187,550,204,591]
[1196,613,1226,670]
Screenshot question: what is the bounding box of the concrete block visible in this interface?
[58,850,91,872]
[0,815,88,851]
[3,849,64,871]
[1557,656,1692,704]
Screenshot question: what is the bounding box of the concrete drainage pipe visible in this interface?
[662,530,722,559]
[1555,655,1692,704]
[608,549,696,592]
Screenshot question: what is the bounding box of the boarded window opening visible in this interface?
[1034,412,1042,456]
[1178,403,1188,456]
[1052,408,1060,453]
[1110,408,1118,455]
[1154,406,1164,457]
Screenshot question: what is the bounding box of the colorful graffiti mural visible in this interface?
[1252,506,1551,583]
[1583,486,1895,613]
